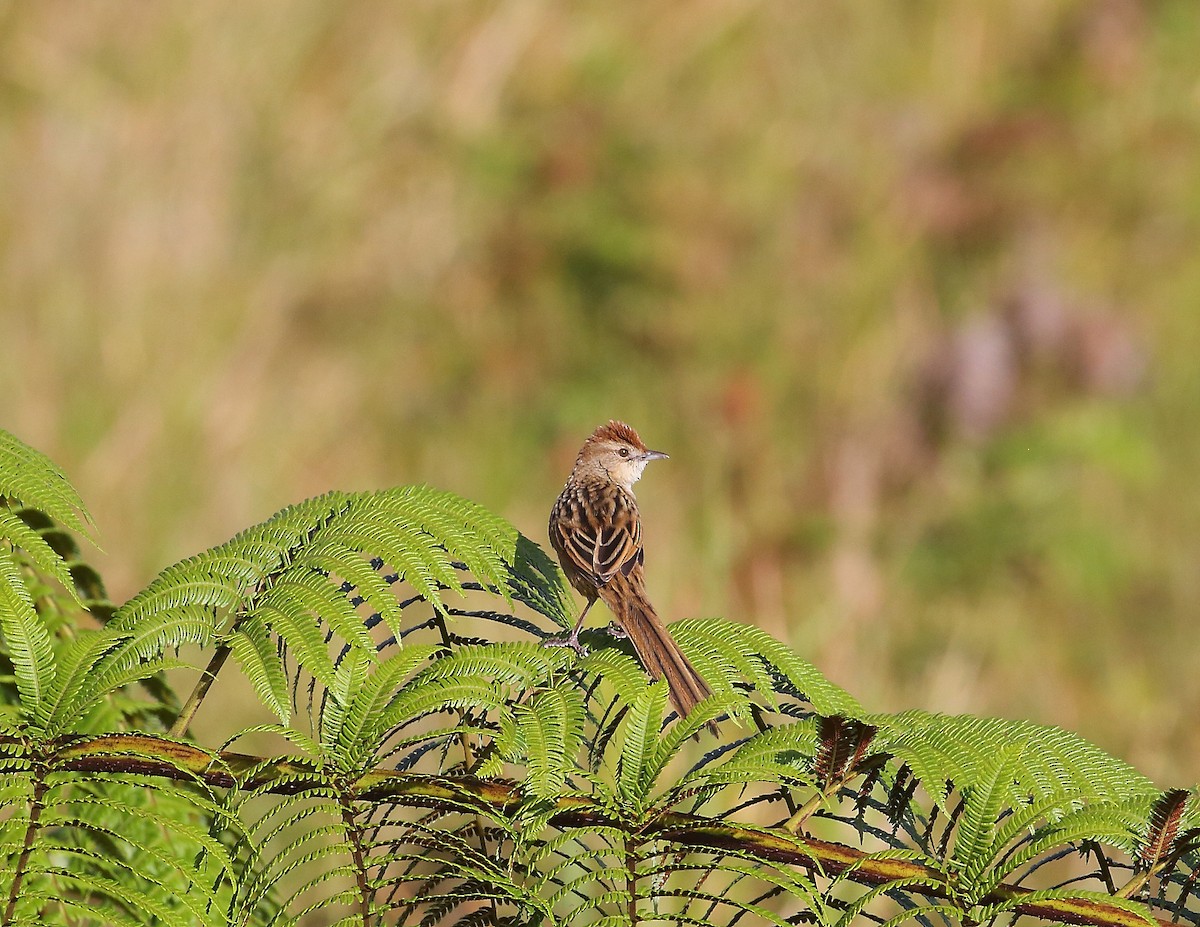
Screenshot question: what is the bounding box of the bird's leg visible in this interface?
[543,598,595,656]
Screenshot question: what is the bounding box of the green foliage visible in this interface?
[2,427,1199,927]
[0,430,244,926]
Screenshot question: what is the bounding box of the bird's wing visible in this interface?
[591,514,643,584]
[555,490,643,587]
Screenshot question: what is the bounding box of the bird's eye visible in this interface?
[618,447,629,458]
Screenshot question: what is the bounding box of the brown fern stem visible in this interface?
[430,607,499,925]
[340,795,372,927]
[625,831,638,926]
[3,771,47,927]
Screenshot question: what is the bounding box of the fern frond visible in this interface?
[529,830,626,909]
[228,619,292,722]
[985,798,1151,890]
[1140,789,1190,870]
[28,629,125,732]
[0,509,79,604]
[511,685,586,801]
[872,902,963,927]
[375,678,509,734]
[35,629,194,735]
[873,711,1158,810]
[678,720,820,793]
[108,607,214,659]
[828,853,949,927]
[616,679,670,814]
[950,743,1027,896]
[419,640,567,685]
[0,554,56,714]
[116,486,568,731]
[305,539,405,636]
[0,767,237,927]
[251,593,337,689]
[0,429,92,538]
[385,486,513,603]
[579,646,657,705]
[654,693,743,772]
[331,645,439,766]
[669,617,862,717]
[508,532,573,626]
[636,851,826,921]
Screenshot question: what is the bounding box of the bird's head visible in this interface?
[573,420,668,490]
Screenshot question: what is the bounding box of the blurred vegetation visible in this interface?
[2,2,1199,781]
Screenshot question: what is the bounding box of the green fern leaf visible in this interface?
[319,646,371,754]
[579,646,657,705]
[827,851,946,927]
[950,742,1026,894]
[115,491,354,635]
[116,486,568,708]
[268,567,375,654]
[252,600,337,690]
[509,533,573,625]
[513,685,586,800]
[334,645,439,764]
[0,429,92,538]
[680,721,820,792]
[653,692,740,771]
[29,630,125,732]
[617,679,670,813]
[670,617,862,717]
[0,769,236,927]
[965,789,1102,891]
[979,798,1149,893]
[387,487,510,599]
[376,677,509,732]
[304,538,405,636]
[872,902,962,927]
[229,620,292,722]
[0,554,56,714]
[442,638,564,674]
[0,509,80,604]
[873,711,1158,809]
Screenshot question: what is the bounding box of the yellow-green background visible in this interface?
[3,3,1199,781]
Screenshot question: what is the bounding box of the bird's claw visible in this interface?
[542,633,589,658]
[605,621,628,640]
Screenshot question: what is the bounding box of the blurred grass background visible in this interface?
[2,1,1199,781]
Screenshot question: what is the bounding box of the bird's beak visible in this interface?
[643,449,669,461]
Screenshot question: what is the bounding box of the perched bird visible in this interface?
[548,421,714,726]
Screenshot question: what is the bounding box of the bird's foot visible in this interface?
[605,621,628,640]
[542,630,589,657]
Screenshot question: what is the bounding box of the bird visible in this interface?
[547,420,715,727]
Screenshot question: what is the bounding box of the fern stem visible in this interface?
[1090,841,1118,895]
[3,769,47,927]
[169,642,232,738]
[785,773,858,833]
[625,831,638,926]
[340,796,373,927]
[431,603,497,914]
[782,789,828,833]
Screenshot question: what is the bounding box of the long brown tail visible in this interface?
[599,570,716,731]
